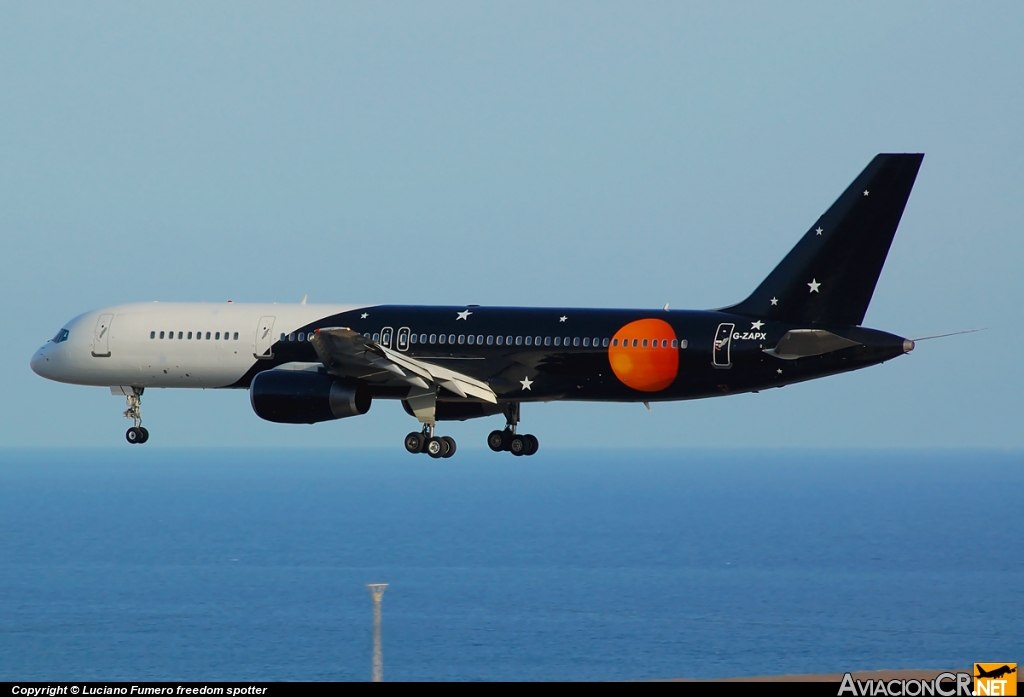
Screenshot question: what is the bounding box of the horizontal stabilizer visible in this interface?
[764,329,861,360]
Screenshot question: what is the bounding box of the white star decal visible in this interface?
[808,279,821,293]
[777,368,783,374]
[863,190,870,197]
[520,376,533,391]
[456,310,472,321]
[815,227,823,235]
[770,297,778,306]
[751,321,764,330]
[559,316,568,322]
[360,313,368,319]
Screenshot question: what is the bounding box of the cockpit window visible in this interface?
[52,329,70,343]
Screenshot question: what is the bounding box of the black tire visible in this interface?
[139,427,150,444]
[523,434,539,456]
[125,427,141,444]
[404,432,425,454]
[509,435,526,456]
[487,430,506,452]
[426,437,445,459]
[441,436,457,458]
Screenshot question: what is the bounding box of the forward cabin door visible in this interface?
[91,313,114,357]
[255,316,276,359]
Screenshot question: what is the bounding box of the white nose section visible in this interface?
[30,347,53,379]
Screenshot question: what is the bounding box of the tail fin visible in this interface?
[722,153,924,326]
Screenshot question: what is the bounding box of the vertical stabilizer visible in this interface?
[722,153,923,326]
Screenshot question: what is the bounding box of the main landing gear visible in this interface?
[404,426,457,459]
[487,402,539,457]
[122,387,149,445]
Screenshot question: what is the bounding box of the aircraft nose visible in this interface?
[30,346,51,378]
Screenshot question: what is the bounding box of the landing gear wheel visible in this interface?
[509,435,526,456]
[487,430,507,452]
[405,432,426,454]
[523,434,538,456]
[441,436,457,458]
[426,437,445,459]
[126,427,143,444]
[138,427,150,444]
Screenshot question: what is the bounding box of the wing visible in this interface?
[309,327,497,404]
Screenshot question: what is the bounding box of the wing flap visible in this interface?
[310,327,497,403]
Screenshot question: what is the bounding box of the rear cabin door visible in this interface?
[91,313,114,357]
[255,316,276,359]
[712,323,735,368]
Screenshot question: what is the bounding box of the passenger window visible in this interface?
[544,337,551,346]
[169,332,174,340]
[160,331,166,339]
[233,332,238,340]
[671,339,678,348]
[373,333,380,341]
[477,335,484,344]
[554,337,561,346]
[496,336,504,346]
[486,335,493,345]
[298,332,304,341]
[410,334,417,345]
[515,336,522,346]
[632,339,638,347]
[189,332,195,340]
[449,334,455,344]
[214,332,219,340]
[420,334,427,343]
[525,336,532,346]
[583,338,590,347]
[506,336,513,345]
[288,333,294,341]
[430,334,437,344]
[204,332,209,340]
[642,339,647,347]
[612,338,617,346]
[535,336,541,345]
[280,333,286,341]
[439,334,446,345]
[602,338,609,347]
[150,331,156,339]
[467,335,474,345]
[573,337,580,347]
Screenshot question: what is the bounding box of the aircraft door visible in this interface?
[713,323,735,368]
[397,327,410,352]
[255,316,276,359]
[91,313,114,357]
[380,327,393,349]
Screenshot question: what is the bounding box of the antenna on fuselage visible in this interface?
[301,294,308,305]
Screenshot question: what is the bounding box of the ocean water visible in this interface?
[0,448,1020,681]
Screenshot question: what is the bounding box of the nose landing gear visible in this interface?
[120,386,149,444]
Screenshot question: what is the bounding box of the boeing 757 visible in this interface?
[31,154,924,457]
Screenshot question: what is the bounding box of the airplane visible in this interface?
[31,153,924,458]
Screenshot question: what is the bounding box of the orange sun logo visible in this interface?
[608,318,679,392]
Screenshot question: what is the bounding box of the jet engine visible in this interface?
[250,370,371,424]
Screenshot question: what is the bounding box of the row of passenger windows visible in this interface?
[282,333,314,342]
[150,331,239,340]
[358,333,687,349]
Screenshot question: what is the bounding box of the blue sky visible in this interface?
[2,2,1021,448]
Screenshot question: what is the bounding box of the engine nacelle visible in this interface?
[250,370,371,424]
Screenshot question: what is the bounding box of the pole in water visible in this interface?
[366,583,388,682]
